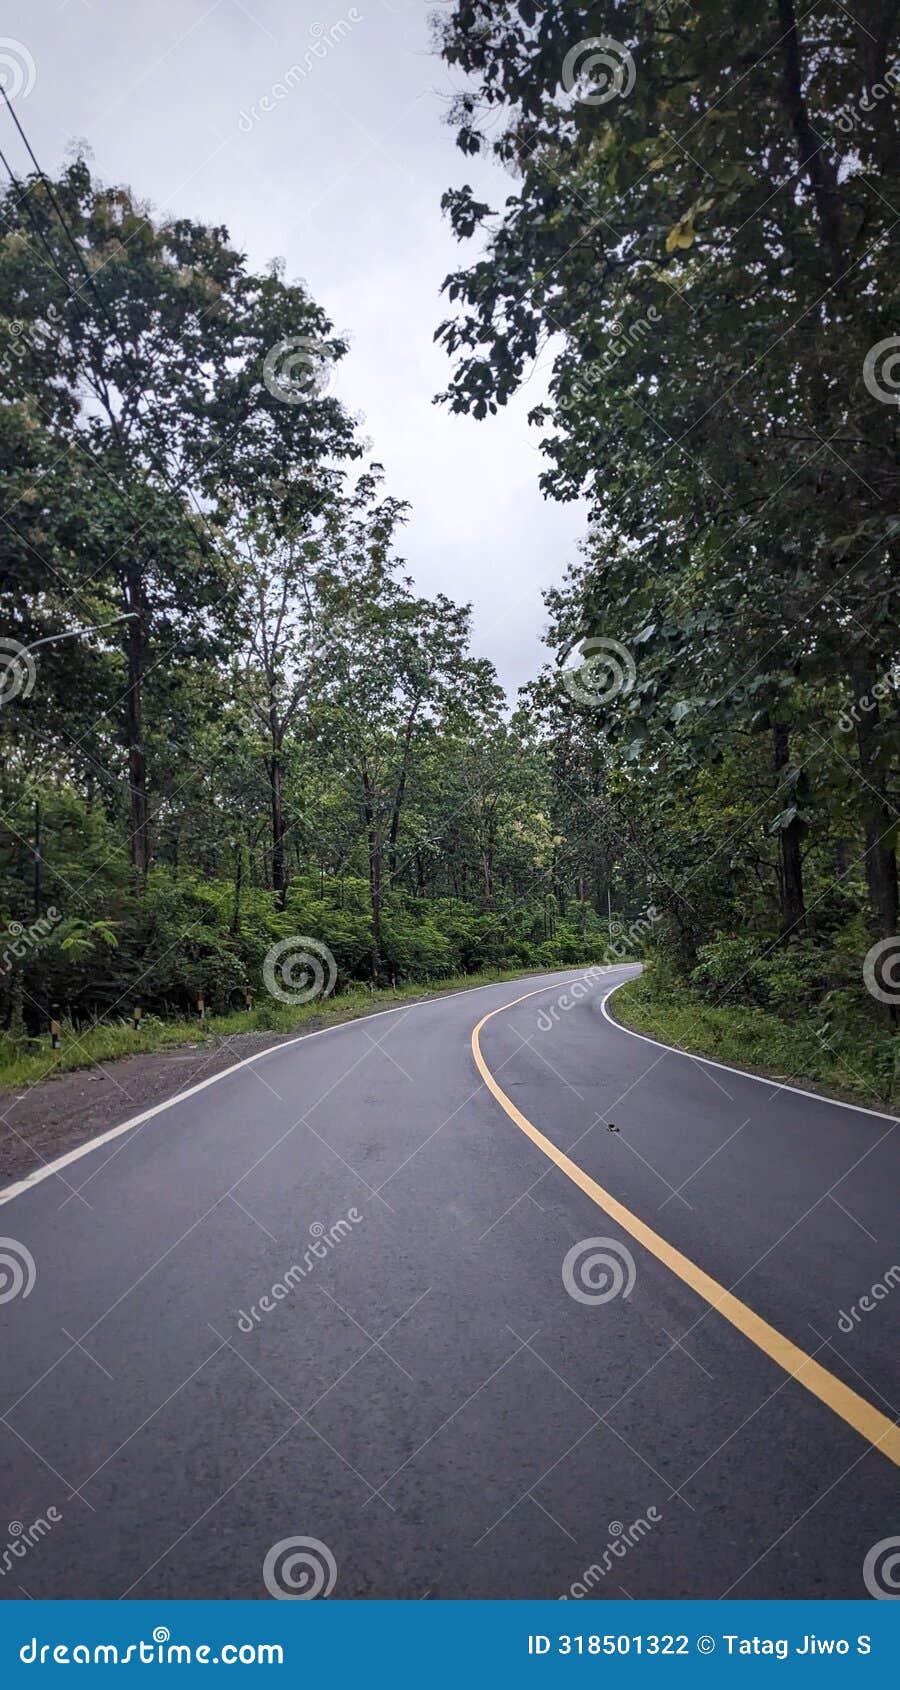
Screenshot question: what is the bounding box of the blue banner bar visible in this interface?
[0,1601,895,1683]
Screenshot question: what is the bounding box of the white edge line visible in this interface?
[600,979,900,1126]
[0,968,631,1208]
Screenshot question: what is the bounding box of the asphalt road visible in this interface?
[0,965,897,1600]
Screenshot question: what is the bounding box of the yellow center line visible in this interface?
[471,983,900,1469]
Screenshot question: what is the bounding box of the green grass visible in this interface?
[0,967,564,1093]
[611,971,899,1112]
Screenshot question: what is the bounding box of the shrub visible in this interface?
[691,934,825,1017]
[690,935,770,1007]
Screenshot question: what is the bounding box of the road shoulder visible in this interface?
[607,974,898,1118]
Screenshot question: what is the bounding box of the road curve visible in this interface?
[0,965,897,1601]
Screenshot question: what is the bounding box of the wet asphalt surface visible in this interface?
[0,965,897,1600]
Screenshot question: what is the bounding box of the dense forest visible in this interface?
[0,1,898,1100]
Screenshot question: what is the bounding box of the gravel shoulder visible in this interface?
[0,973,570,1190]
[0,1027,311,1189]
[0,985,488,1190]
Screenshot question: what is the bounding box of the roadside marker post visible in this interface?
[49,1002,61,1057]
[244,986,253,1011]
[197,991,205,1022]
[132,1003,142,1034]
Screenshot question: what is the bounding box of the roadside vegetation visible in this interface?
[0,965,571,1094]
[614,964,898,1111]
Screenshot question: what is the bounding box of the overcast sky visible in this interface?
[4,0,586,698]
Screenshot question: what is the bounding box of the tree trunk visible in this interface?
[592,847,608,917]
[773,722,806,937]
[268,732,287,910]
[849,658,899,942]
[33,799,41,918]
[775,0,843,277]
[388,764,409,883]
[388,707,418,883]
[481,843,494,906]
[363,779,383,983]
[231,842,243,935]
[368,845,383,982]
[123,572,149,894]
